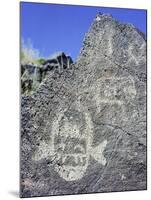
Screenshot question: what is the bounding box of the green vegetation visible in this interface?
[21,39,42,65]
[37,58,46,65]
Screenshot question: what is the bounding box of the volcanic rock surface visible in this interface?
[20,13,147,198]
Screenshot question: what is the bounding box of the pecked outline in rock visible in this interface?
[33,105,107,181]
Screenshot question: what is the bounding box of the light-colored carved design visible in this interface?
[33,75,136,181]
[33,107,107,181]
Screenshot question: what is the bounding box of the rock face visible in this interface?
[20,13,147,198]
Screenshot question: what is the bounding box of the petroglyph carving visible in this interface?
[83,76,137,122]
[33,108,107,181]
[92,76,136,104]
[33,75,137,181]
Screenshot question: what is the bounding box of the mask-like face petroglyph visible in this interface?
[89,76,136,105]
[82,76,137,124]
[33,109,107,181]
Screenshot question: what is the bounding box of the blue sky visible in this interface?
[21,2,147,61]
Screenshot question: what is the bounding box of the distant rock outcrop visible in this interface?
[21,52,73,94]
[20,14,146,198]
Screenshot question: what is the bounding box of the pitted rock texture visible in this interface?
[20,13,147,198]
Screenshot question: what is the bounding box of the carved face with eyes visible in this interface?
[101,77,136,102]
[33,108,107,181]
[51,109,107,181]
[81,75,137,125]
[52,110,89,181]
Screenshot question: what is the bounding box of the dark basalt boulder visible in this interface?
[20,14,146,198]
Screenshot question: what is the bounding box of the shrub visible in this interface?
[21,39,40,65]
[37,58,46,65]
